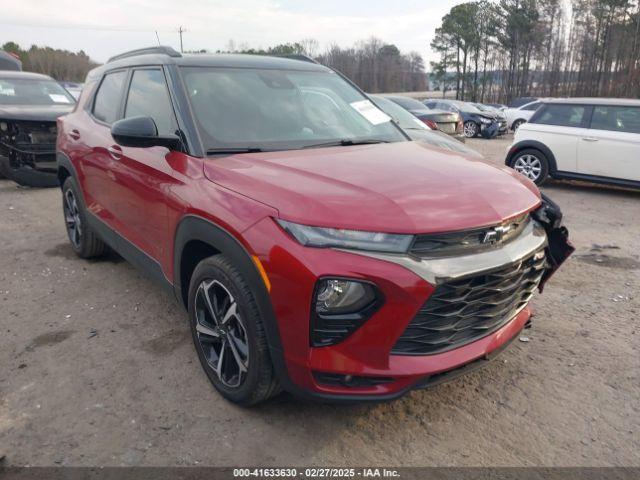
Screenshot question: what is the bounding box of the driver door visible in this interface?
[108,67,179,266]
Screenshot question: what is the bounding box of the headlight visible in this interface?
[276,219,413,253]
[480,117,492,124]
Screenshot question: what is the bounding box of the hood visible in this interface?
[204,141,541,234]
[407,130,483,158]
[0,104,74,122]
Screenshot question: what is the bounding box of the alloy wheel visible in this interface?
[63,189,82,248]
[463,121,478,138]
[194,279,249,388]
[513,154,542,181]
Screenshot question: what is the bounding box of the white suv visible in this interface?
[505,98,640,188]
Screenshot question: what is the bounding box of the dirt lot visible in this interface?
[1,134,639,467]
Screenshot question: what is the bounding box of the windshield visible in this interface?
[0,77,76,106]
[371,96,428,131]
[181,67,406,152]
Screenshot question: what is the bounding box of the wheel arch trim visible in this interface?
[173,214,297,392]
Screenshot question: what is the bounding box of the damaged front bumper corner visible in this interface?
[0,120,60,188]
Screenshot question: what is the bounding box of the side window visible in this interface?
[93,71,127,124]
[532,104,586,128]
[522,102,541,111]
[124,69,177,135]
[590,106,640,134]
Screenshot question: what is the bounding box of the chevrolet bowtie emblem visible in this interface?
[482,224,513,244]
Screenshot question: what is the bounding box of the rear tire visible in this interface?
[62,177,107,258]
[188,255,280,406]
[510,149,549,186]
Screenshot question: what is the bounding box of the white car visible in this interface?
[505,99,545,131]
[505,98,640,188]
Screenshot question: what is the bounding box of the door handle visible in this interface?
[69,129,80,140]
[108,145,123,160]
[582,137,599,142]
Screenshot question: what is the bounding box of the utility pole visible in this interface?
[178,26,187,53]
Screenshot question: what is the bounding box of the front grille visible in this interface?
[410,215,529,258]
[392,250,546,355]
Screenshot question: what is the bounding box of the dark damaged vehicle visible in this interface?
[0,71,75,187]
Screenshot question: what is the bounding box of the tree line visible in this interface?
[430,0,640,103]
[2,42,98,82]
[223,38,428,93]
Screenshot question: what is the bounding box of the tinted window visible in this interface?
[93,71,127,124]
[125,69,177,135]
[533,104,586,127]
[522,102,541,111]
[437,102,456,112]
[388,96,426,111]
[590,106,640,134]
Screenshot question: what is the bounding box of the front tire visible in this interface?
[62,177,107,258]
[463,121,479,138]
[188,255,280,406]
[510,149,549,185]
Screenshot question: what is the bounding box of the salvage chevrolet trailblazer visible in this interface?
[56,47,573,405]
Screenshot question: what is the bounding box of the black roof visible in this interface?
[88,46,330,81]
[0,70,54,81]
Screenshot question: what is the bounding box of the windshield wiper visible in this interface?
[302,139,389,149]
[206,147,264,155]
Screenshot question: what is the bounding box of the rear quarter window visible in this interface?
[531,104,586,127]
[590,106,640,134]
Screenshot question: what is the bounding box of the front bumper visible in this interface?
[242,207,572,402]
[0,154,59,187]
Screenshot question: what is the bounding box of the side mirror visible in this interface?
[111,116,181,150]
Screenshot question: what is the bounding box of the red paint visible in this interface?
[58,86,543,399]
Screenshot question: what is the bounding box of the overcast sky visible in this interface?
[1,0,463,65]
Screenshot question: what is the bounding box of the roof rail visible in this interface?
[108,46,182,63]
[273,54,319,64]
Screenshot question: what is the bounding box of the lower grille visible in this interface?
[392,250,546,355]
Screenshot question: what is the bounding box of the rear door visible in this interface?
[577,105,640,181]
[108,67,179,264]
[526,103,590,172]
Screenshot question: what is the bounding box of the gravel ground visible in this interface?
[1,134,639,467]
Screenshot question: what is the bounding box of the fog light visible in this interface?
[311,278,381,346]
[315,279,375,315]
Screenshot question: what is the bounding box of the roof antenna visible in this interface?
[155,31,161,46]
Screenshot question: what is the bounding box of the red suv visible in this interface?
[56,47,573,405]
